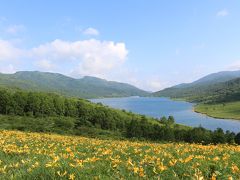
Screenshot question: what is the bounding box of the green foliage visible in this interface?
[185,126,212,144]
[160,116,175,126]
[212,128,227,144]
[235,133,240,144]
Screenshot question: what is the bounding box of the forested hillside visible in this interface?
[0,71,149,98]
[154,71,240,103]
[0,88,239,144]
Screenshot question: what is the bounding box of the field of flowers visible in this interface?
[0,130,240,179]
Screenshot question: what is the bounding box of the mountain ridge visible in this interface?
[0,71,149,98]
[153,70,240,103]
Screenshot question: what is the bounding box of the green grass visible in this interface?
[194,101,240,120]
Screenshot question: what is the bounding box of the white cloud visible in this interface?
[35,59,55,70]
[216,9,229,17]
[83,27,99,36]
[0,64,16,74]
[32,39,128,77]
[0,38,128,77]
[0,39,25,74]
[0,39,23,61]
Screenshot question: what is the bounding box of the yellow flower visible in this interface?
[133,167,139,174]
[169,159,177,166]
[69,163,76,167]
[139,166,145,177]
[69,173,75,180]
[32,162,39,168]
[184,155,194,163]
[231,164,239,174]
[53,156,59,162]
[211,173,216,180]
[57,171,67,177]
[158,162,167,171]
[75,159,83,167]
[66,147,72,153]
[112,163,118,168]
[127,158,133,166]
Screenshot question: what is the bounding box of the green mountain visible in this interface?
[153,70,240,103]
[0,71,149,98]
[181,70,240,88]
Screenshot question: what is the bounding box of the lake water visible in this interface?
[91,97,240,133]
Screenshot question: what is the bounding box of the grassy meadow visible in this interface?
[194,101,240,120]
[0,130,240,179]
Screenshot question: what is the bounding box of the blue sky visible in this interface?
[0,1,240,91]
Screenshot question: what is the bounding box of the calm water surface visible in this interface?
[91,97,240,133]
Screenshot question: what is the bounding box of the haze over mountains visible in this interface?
[0,71,149,98]
[154,70,240,103]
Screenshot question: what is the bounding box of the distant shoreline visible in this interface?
[193,103,240,121]
[169,97,240,121]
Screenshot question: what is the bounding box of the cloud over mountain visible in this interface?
[0,38,128,79]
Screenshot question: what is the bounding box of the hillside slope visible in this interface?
[154,70,240,103]
[0,71,149,98]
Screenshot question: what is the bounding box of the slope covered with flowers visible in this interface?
[0,130,239,179]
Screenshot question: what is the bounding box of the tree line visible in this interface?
[0,88,240,144]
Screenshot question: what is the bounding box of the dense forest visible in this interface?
[0,88,240,144]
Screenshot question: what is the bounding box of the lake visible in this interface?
[91,97,240,133]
